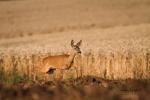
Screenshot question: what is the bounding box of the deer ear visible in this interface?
[76,40,82,46]
[71,40,74,47]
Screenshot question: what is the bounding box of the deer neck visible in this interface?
[65,52,76,69]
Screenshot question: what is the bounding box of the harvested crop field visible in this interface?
[0,0,150,99]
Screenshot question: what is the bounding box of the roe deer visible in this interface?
[41,40,82,80]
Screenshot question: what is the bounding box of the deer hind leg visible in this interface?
[54,69,63,81]
[46,68,56,74]
[44,74,50,81]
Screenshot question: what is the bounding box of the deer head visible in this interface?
[71,40,82,54]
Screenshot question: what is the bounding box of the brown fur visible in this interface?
[41,40,82,80]
[43,54,69,70]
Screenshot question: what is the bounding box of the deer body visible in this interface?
[42,53,76,73]
[43,55,70,70]
[41,40,82,80]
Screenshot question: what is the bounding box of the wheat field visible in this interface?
[0,0,150,81]
[0,24,150,81]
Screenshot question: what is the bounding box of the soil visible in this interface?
[0,76,150,100]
